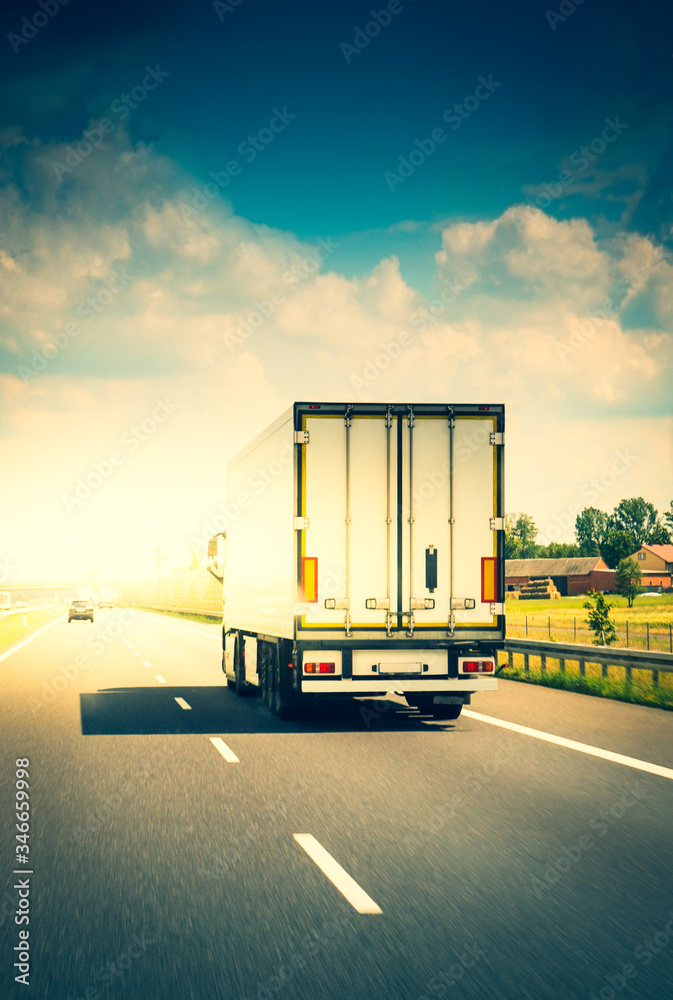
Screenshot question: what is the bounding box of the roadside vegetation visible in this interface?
[126,605,221,626]
[498,659,673,711]
[0,607,60,655]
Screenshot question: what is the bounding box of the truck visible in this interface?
[210,401,505,720]
[99,588,115,608]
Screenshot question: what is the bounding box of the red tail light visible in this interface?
[304,662,335,674]
[461,659,494,673]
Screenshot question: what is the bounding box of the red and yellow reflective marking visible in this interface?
[481,557,498,604]
[301,557,318,603]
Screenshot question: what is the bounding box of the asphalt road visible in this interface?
[1,607,672,1000]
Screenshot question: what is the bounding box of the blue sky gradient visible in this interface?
[0,0,671,579]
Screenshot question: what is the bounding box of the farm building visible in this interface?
[631,544,673,589]
[505,557,615,597]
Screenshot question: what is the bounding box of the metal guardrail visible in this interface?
[0,603,60,619]
[502,637,673,687]
[129,604,222,621]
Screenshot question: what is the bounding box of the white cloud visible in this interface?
[0,128,671,576]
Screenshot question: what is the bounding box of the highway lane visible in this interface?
[0,608,672,1000]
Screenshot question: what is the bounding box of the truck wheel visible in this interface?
[431,704,463,721]
[223,652,235,689]
[271,654,295,719]
[262,645,274,710]
[405,694,432,712]
[234,636,253,697]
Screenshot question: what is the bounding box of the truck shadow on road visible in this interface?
[79,687,463,735]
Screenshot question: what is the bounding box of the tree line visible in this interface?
[506,498,673,568]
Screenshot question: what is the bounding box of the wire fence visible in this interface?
[507,615,673,652]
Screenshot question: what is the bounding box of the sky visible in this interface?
[0,0,672,582]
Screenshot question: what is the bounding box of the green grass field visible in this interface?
[506,593,673,651]
[507,592,673,622]
[0,607,60,655]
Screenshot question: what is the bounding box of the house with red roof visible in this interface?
[631,544,673,590]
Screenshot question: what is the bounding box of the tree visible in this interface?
[506,513,538,559]
[575,507,608,556]
[536,542,581,558]
[646,521,671,545]
[583,590,617,646]
[664,501,673,533]
[504,513,521,559]
[610,497,661,548]
[600,530,637,569]
[615,557,642,608]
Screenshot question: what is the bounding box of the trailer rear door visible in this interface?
[296,405,503,636]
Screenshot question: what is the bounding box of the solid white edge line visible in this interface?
[462,709,673,782]
[175,697,191,710]
[209,736,240,763]
[0,614,65,663]
[137,611,220,639]
[293,834,382,914]
[155,675,167,684]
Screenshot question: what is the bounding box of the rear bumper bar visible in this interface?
[301,678,497,694]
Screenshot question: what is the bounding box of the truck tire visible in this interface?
[271,648,295,719]
[404,694,432,712]
[234,635,254,697]
[261,644,274,710]
[431,704,462,721]
[223,651,235,689]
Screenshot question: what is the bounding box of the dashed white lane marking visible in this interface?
[0,614,65,663]
[209,737,240,763]
[293,835,382,914]
[175,697,191,710]
[143,660,151,667]
[462,710,673,782]
[155,675,167,684]
[138,612,220,640]
[133,651,140,656]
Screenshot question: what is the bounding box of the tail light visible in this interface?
[304,662,335,674]
[460,659,494,673]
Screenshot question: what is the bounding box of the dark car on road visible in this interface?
[68,600,94,623]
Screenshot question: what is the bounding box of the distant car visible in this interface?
[13,601,28,609]
[68,600,94,623]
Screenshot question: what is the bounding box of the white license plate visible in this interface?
[379,661,422,674]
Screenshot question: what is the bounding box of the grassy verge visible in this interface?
[0,607,61,655]
[125,605,222,626]
[498,665,673,711]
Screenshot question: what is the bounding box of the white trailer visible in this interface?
[213,402,505,719]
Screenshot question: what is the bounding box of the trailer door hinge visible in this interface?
[294,430,309,445]
[489,602,505,615]
[293,516,309,530]
[490,517,505,531]
[490,432,504,446]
